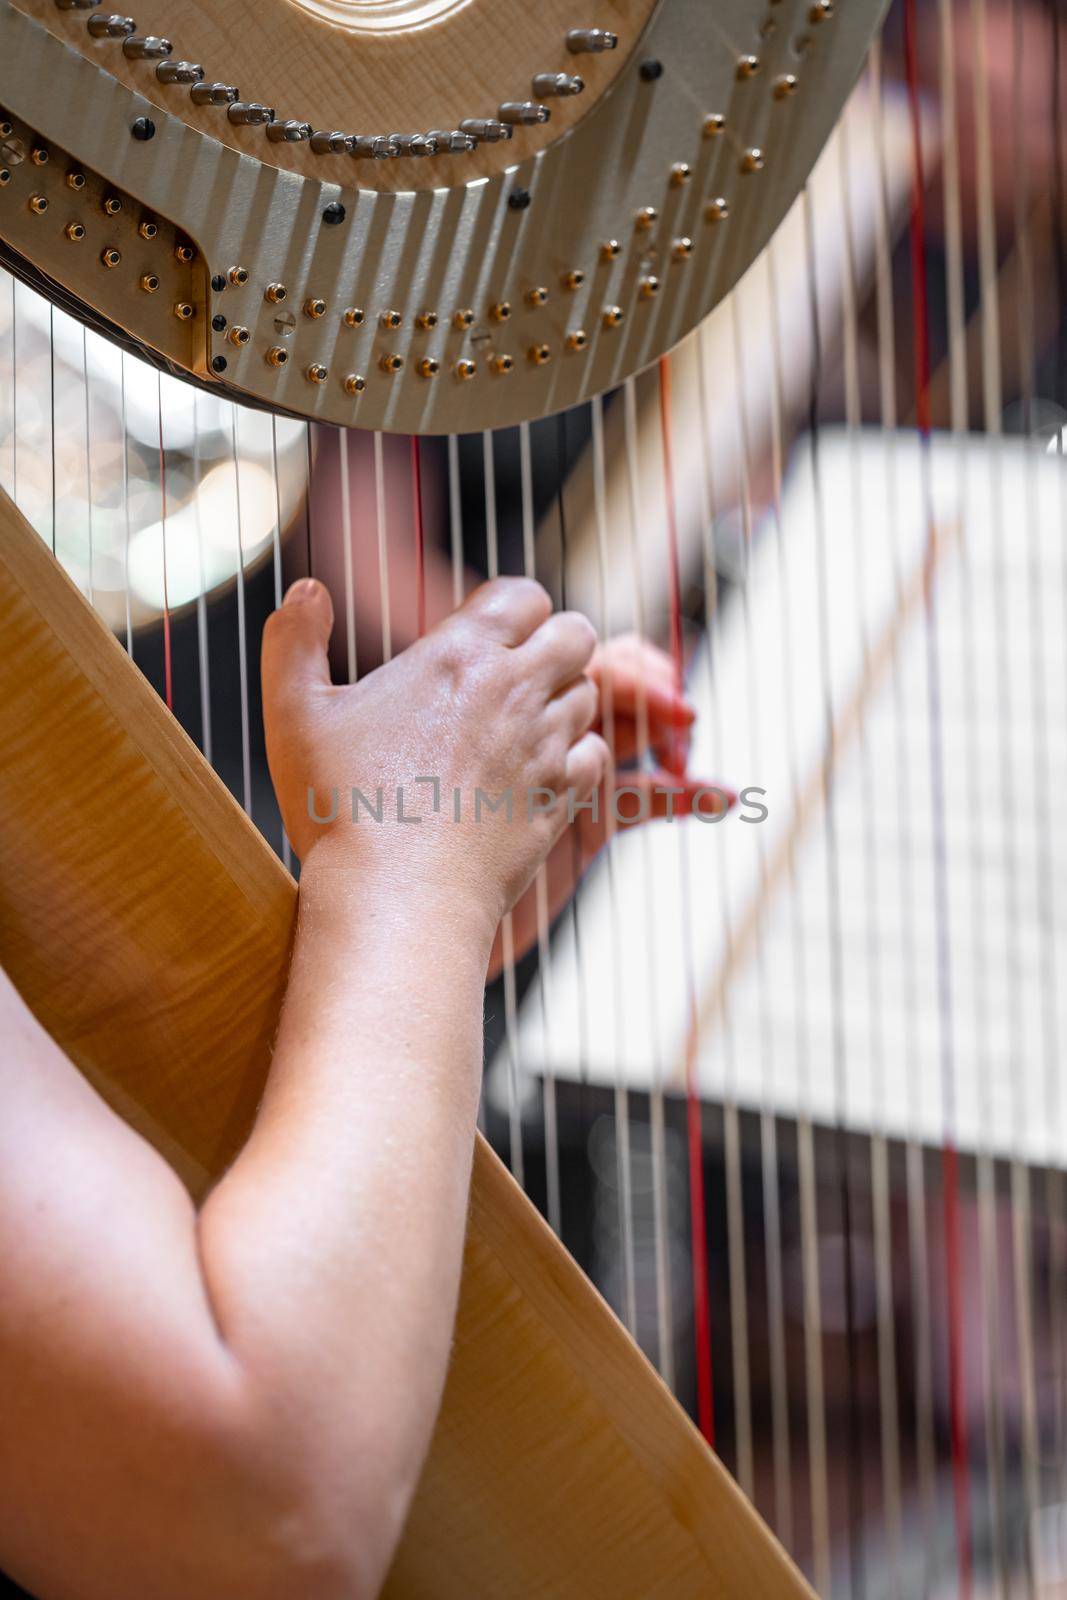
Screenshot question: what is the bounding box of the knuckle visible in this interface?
[561,611,598,656]
[475,575,550,625]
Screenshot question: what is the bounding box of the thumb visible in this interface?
[262,579,335,716]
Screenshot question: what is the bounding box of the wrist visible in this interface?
[298,831,501,964]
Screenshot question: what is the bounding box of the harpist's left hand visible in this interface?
[488,633,734,977]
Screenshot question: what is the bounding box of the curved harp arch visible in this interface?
[0,0,884,433]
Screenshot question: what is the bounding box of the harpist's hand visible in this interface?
[262,574,608,932]
[488,634,734,978]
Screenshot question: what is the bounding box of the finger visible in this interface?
[520,610,598,692]
[457,575,552,646]
[549,674,599,745]
[604,672,695,731]
[611,772,736,828]
[593,635,679,700]
[564,730,610,800]
[261,579,334,716]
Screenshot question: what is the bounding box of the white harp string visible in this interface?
[483,426,524,1190]
[837,89,903,1592]
[520,418,563,1240]
[591,393,637,1340]
[374,431,392,664]
[230,404,253,819]
[622,373,674,1387]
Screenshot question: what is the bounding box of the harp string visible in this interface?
[967,0,1014,1583]
[304,423,314,578]
[590,391,637,1341]
[758,249,800,1556]
[119,353,133,662]
[339,428,357,685]
[191,393,210,766]
[410,436,426,642]
[519,416,562,1240]
[483,425,524,1191]
[81,327,92,609]
[868,36,940,1576]
[230,405,252,819]
[658,354,715,1449]
[801,179,865,1597]
[903,0,974,1588]
[977,0,1042,1582]
[155,371,172,713]
[836,89,904,1594]
[620,374,674,1377]
[269,416,290,870]
[374,432,392,664]
[724,295,764,1506]
[447,433,465,610]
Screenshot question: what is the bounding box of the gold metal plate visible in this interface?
[0,0,884,433]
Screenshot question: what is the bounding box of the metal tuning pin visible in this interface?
[310,130,348,154]
[122,35,172,58]
[458,118,512,144]
[191,83,238,106]
[228,102,275,126]
[531,72,584,97]
[156,60,204,84]
[565,27,618,53]
[427,129,477,153]
[267,120,312,142]
[349,135,397,159]
[392,134,434,158]
[498,102,550,126]
[87,14,135,37]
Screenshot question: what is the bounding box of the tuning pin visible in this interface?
[122,35,172,58]
[156,60,204,83]
[191,82,239,106]
[458,118,513,144]
[266,119,312,142]
[87,14,135,37]
[531,72,585,97]
[498,102,551,126]
[392,133,435,157]
[349,134,398,159]
[228,102,275,126]
[427,129,477,153]
[310,130,348,154]
[566,27,618,53]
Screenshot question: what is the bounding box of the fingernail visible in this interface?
[284,578,319,606]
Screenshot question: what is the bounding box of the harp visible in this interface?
[1,0,1062,1593]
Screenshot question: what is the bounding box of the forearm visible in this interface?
[198,840,495,1584]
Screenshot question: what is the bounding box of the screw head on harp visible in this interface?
[121,35,172,59]
[156,60,205,85]
[228,102,275,126]
[498,102,550,126]
[531,72,584,98]
[191,83,239,106]
[87,14,135,38]
[266,120,313,143]
[565,27,618,53]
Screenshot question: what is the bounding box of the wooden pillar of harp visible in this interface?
[0,488,810,1599]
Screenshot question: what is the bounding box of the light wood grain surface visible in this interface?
[14,0,653,191]
[0,487,811,1598]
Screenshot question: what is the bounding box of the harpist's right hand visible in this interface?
[261,575,608,929]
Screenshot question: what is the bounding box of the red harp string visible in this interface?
[902,2,972,1589]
